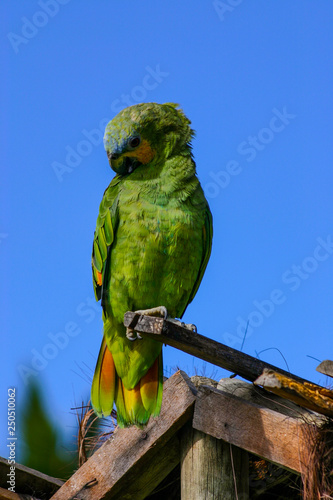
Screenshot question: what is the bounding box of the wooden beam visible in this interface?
[216,377,319,419]
[105,434,180,500]
[254,369,333,417]
[192,384,309,474]
[124,312,316,386]
[180,423,249,500]
[0,486,40,500]
[50,371,196,500]
[0,457,63,498]
[316,359,333,378]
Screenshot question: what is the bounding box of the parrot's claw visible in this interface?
[126,328,142,341]
[134,305,168,319]
[166,317,197,333]
[127,306,197,340]
[184,323,197,333]
[126,306,168,341]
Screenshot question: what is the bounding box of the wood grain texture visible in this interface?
[217,378,324,421]
[180,423,249,500]
[107,434,180,500]
[192,385,309,474]
[50,371,196,500]
[316,359,333,378]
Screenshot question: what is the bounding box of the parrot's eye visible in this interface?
[128,136,141,150]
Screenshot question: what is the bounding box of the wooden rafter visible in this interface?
[124,312,333,417]
[50,371,196,500]
[193,384,309,474]
[49,373,321,499]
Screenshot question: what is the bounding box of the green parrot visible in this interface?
[91,102,212,427]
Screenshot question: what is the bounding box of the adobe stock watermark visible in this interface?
[51,64,169,183]
[223,235,333,348]
[7,388,16,493]
[7,0,71,54]
[213,0,244,22]
[205,106,296,199]
[17,296,102,385]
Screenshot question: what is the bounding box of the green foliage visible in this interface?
[19,381,77,480]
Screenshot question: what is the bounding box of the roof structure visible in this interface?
[1,316,332,499]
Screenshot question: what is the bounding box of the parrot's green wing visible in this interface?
[91,175,122,418]
[92,176,121,305]
[182,204,213,316]
[91,174,164,424]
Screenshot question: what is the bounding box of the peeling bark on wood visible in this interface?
[192,385,309,474]
[254,369,333,417]
[50,371,196,500]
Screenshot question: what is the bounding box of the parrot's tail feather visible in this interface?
[114,376,131,427]
[116,380,149,428]
[91,337,116,417]
[92,339,163,427]
[140,353,163,416]
[116,352,163,428]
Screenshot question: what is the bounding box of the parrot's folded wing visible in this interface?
[92,175,121,303]
[183,205,213,314]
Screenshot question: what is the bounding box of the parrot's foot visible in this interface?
[134,305,168,319]
[126,329,142,341]
[126,306,168,341]
[166,317,197,334]
[126,306,197,340]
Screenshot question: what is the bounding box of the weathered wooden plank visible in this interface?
[110,433,179,500]
[217,377,325,420]
[254,369,333,417]
[0,457,63,498]
[192,385,308,474]
[316,359,333,378]
[124,312,314,386]
[180,423,249,500]
[0,486,41,500]
[50,371,196,500]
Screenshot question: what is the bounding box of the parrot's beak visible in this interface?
[109,153,141,175]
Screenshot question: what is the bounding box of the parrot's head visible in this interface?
[103,103,194,176]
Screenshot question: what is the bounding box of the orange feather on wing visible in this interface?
[96,270,102,286]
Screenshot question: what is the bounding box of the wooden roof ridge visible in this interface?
[50,371,196,499]
[50,371,323,499]
[3,314,332,499]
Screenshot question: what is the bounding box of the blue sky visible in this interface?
[1,1,332,458]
